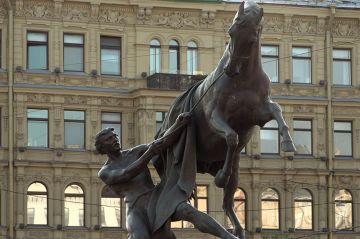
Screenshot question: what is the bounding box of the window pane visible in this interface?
[169,40,178,46]
[294,131,312,155]
[65,122,85,148]
[264,120,278,128]
[101,49,121,75]
[335,189,352,201]
[335,202,352,230]
[27,195,47,224]
[294,120,311,129]
[333,61,351,85]
[101,37,121,47]
[64,46,83,71]
[293,59,311,83]
[65,184,83,194]
[262,188,279,200]
[27,32,47,42]
[28,121,48,147]
[28,45,47,70]
[262,57,278,82]
[150,39,160,46]
[64,196,84,226]
[101,197,121,227]
[261,46,278,56]
[261,129,279,154]
[28,109,48,119]
[169,49,178,74]
[150,47,161,74]
[292,47,311,57]
[28,183,47,192]
[333,49,350,59]
[64,35,83,44]
[295,201,312,230]
[334,132,352,156]
[102,112,121,122]
[64,111,84,120]
[262,200,279,229]
[334,122,351,131]
[187,48,198,75]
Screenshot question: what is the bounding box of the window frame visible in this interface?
[333,121,353,157]
[64,184,85,227]
[292,46,312,84]
[27,31,49,70]
[155,111,166,133]
[187,41,198,75]
[293,119,313,156]
[334,189,353,231]
[64,110,85,149]
[232,188,247,230]
[100,36,122,76]
[261,188,280,230]
[260,120,280,155]
[101,112,122,143]
[261,45,279,83]
[150,39,161,75]
[294,188,313,231]
[27,182,48,226]
[101,186,122,228]
[27,108,49,148]
[169,39,180,74]
[332,48,352,86]
[63,33,85,72]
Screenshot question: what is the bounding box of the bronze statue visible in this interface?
[97,113,239,239]
[150,2,296,239]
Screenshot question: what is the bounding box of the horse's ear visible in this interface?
[239,2,245,15]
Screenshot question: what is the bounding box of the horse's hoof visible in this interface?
[214,170,229,188]
[281,140,296,152]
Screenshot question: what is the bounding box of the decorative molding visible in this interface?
[62,3,90,22]
[290,16,317,34]
[263,15,284,33]
[27,231,49,238]
[27,94,51,103]
[23,1,54,18]
[145,11,199,29]
[0,0,7,16]
[137,7,151,24]
[100,97,123,106]
[64,95,88,105]
[98,6,128,24]
[333,18,358,38]
[293,105,314,113]
[200,11,215,28]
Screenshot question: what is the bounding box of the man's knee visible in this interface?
[175,202,198,220]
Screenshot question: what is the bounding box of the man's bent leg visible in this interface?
[172,202,238,239]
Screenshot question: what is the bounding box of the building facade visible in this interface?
[0,0,359,238]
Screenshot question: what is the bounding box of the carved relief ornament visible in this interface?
[333,19,358,37]
[64,95,87,105]
[0,1,7,16]
[27,94,51,103]
[23,1,54,18]
[143,11,199,29]
[62,3,90,21]
[263,15,284,33]
[290,17,317,34]
[99,8,127,24]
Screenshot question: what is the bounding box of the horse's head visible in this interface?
[225,1,263,76]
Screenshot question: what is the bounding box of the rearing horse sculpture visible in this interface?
[150,2,296,239]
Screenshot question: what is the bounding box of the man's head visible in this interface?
[95,128,121,155]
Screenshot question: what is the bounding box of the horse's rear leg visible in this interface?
[209,108,238,187]
[268,102,296,152]
[223,156,245,239]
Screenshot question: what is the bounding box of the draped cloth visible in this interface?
[148,82,202,232]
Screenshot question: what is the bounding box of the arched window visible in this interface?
[27,182,48,225]
[261,188,279,230]
[150,39,161,74]
[64,184,84,226]
[228,188,246,229]
[294,189,312,230]
[101,186,121,227]
[169,40,180,74]
[187,41,198,75]
[335,189,353,230]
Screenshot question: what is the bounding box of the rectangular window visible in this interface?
[334,121,352,157]
[260,120,279,154]
[292,47,311,84]
[27,109,48,147]
[101,198,121,227]
[64,110,85,149]
[156,112,166,133]
[101,36,121,75]
[333,49,351,86]
[261,45,279,83]
[101,112,121,143]
[64,34,84,72]
[293,120,312,155]
[171,185,208,228]
[27,32,48,70]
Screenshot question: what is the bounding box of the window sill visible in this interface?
[25,69,51,74]
[62,71,87,76]
[259,154,280,159]
[25,225,52,230]
[334,156,353,160]
[100,227,124,231]
[291,82,314,86]
[64,148,86,152]
[100,74,123,79]
[62,226,90,231]
[332,85,353,88]
[26,147,51,151]
[294,155,314,159]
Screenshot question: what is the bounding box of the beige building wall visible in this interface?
[0,0,359,239]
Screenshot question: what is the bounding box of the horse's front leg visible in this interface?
[267,101,296,152]
[209,108,238,188]
[223,155,245,239]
